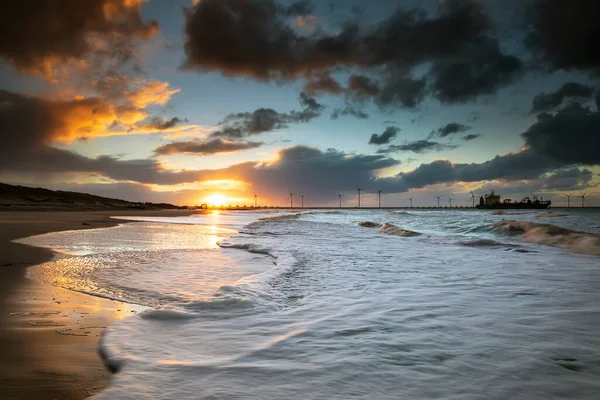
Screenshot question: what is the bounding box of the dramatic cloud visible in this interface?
[462,134,482,141]
[331,105,368,120]
[377,140,456,154]
[0,89,205,185]
[125,81,181,108]
[376,149,564,193]
[538,167,594,191]
[154,139,263,156]
[431,122,471,138]
[182,0,521,106]
[525,0,600,71]
[521,103,600,165]
[347,75,380,98]
[0,0,158,76]
[0,90,147,149]
[211,92,324,139]
[140,117,188,131]
[474,167,594,195]
[368,127,399,145]
[375,70,427,109]
[303,73,344,96]
[530,82,595,113]
[227,146,400,203]
[430,39,523,104]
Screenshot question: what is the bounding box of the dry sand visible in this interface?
[0,210,199,399]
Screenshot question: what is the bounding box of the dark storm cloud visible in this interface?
[0,0,158,74]
[530,82,595,113]
[1,144,206,185]
[538,167,594,191]
[0,90,202,185]
[376,149,564,193]
[331,105,368,120]
[140,117,188,131]
[462,134,482,141]
[154,139,263,156]
[368,127,399,145]
[212,92,324,139]
[525,0,600,71]
[281,0,314,16]
[430,39,524,104]
[431,122,471,138]
[182,0,521,106]
[375,70,427,109]
[521,103,600,165]
[347,75,380,98]
[473,167,594,195]
[226,146,400,203]
[0,87,403,192]
[303,73,344,96]
[377,140,456,154]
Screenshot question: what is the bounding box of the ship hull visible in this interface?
[476,203,550,210]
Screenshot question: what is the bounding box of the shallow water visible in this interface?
[17,209,600,399]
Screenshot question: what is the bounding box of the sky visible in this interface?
[1,0,599,207]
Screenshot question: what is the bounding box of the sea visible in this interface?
[15,208,600,399]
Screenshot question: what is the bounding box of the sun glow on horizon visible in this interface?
[204,194,230,206]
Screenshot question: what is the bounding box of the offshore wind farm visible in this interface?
[2,0,600,399]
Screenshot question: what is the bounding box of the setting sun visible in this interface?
[204,194,230,207]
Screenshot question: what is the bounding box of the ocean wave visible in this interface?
[493,219,600,256]
[388,211,414,216]
[218,242,273,256]
[492,210,532,215]
[303,210,344,215]
[358,221,381,228]
[535,211,567,218]
[380,223,422,237]
[140,309,196,321]
[259,213,302,222]
[457,239,530,252]
[184,284,275,312]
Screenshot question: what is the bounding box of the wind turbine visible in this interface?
[356,185,362,208]
[377,189,383,208]
[338,193,343,208]
[448,197,455,208]
[289,191,293,208]
[434,194,443,208]
[301,195,304,209]
[578,192,587,208]
[254,192,258,208]
[409,197,413,208]
[469,191,476,208]
[564,193,574,208]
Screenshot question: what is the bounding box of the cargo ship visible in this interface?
[476,190,551,209]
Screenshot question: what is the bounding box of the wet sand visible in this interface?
[0,210,198,399]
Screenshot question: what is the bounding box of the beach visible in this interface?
[0,210,197,400]
[2,208,600,399]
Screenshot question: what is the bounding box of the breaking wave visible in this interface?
[535,211,567,218]
[388,211,414,216]
[380,223,422,237]
[218,242,273,256]
[492,210,532,215]
[493,219,600,256]
[358,221,381,228]
[259,213,301,222]
[457,239,530,252]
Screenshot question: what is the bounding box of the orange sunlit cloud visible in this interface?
[126,81,180,108]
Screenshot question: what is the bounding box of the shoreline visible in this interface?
[0,210,200,400]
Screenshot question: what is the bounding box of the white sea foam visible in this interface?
[493,219,600,256]
[17,209,600,399]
